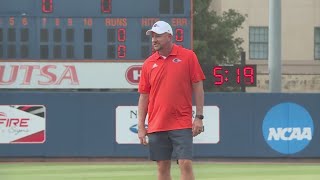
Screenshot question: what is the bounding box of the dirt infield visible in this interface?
[1,157,320,164]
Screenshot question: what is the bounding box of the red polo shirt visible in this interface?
[138,44,205,133]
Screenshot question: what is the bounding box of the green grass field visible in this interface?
[1,162,320,180]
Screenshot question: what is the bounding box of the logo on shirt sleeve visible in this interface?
[152,63,158,69]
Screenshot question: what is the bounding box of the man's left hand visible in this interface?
[192,118,203,137]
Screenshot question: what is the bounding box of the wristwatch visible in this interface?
[195,115,204,120]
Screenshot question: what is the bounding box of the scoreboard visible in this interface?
[0,0,192,60]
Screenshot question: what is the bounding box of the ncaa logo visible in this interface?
[262,102,314,154]
[125,65,142,85]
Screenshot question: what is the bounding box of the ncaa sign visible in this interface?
[125,65,142,85]
[262,102,314,154]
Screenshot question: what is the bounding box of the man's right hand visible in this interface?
[138,127,148,145]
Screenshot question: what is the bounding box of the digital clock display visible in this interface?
[212,65,257,87]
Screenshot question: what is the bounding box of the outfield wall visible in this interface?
[0,92,319,158]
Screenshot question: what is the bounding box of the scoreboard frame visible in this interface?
[0,0,193,62]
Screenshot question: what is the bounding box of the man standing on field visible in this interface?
[137,20,205,180]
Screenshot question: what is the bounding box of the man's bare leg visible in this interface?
[178,159,195,180]
[157,160,172,180]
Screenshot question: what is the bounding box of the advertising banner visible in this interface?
[0,105,46,144]
[0,62,143,89]
[116,106,220,144]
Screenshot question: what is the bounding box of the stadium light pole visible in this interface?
[268,0,282,92]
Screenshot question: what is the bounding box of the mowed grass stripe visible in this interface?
[0,163,155,173]
[198,175,320,180]
[0,163,320,180]
[0,163,157,180]
[195,164,320,179]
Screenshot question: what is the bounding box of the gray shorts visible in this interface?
[148,128,193,161]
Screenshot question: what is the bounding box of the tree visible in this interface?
[193,0,247,91]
